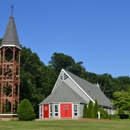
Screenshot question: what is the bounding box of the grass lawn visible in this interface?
[0,119,130,130]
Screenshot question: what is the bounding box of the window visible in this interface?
[64,73,68,80]
[60,74,63,80]
[50,104,52,117]
[60,72,68,80]
[54,105,58,116]
[40,106,42,118]
[74,105,78,116]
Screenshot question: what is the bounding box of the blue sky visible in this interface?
[0,0,130,77]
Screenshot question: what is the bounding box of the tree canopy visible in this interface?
[20,46,56,117]
[48,52,86,77]
[113,89,130,112]
[49,52,75,74]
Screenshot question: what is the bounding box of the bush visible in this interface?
[17,99,35,121]
[83,104,87,118]
[99,108,108,119]
[109,114,120,120]
[94,100,99,118]
[118,114,129,119]
[88,101,94,118]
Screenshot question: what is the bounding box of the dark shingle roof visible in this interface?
[39,82,87,105]
[1,15,21,49]
[64,70,113,108]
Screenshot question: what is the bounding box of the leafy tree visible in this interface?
[20,47,58,118]
[94,100,99,118]
[48,52,86,77]
[97,73,117,99]
[114,76,130,91]
[83,104,87,118]
[69,61,86,77]
[17,99,35,121]
[85,72,98,84]
[48,52,75,75]
[20,47,45,117]
[88,100,94,118]
[113,90,130,112]
[39,65,57,97]
[118,109,125,114]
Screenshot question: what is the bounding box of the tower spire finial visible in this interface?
[11,5,14,15]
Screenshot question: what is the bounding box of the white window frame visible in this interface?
[73,104,78,117]
[54,104,59,117]
[39,105,42,118]
[50,104,53,117]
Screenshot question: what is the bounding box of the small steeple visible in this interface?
[0,6,21,49]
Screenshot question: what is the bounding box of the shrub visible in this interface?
[88,100,94,118]
[118,114,129,119]
[83,104,87,118]
[94,100,99,118]
[17,99,35,121]
[99,108,108,119]
[109,114,120,120]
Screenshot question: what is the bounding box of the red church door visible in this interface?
[43,104,49,118]
[60,104,72,118]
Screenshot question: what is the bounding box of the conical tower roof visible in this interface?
[0,14,21,49]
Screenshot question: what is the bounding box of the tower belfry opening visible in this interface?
[0,7,21,118]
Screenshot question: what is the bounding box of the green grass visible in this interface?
[0,119,130,130]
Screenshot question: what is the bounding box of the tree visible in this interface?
[113,90,130,112]
[49,52,86,78]
[88,100,94,118]
[97,73,117,99]
[20,47,58,118]
[17,99,35,121]
[83,104,87,118]
[94,100,99,118]
[85,72,98,84]
[69,61,86,78]
[20,47,46,117]
[48,52,75,75]
[39,65,57,97]
[118,109,125,114]
[115,76,130,91]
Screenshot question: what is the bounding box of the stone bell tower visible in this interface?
[0,7,21,117]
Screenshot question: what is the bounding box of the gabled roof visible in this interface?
[0,15,21,49]
[63,69,112,108]
[40,69,113,108]
[39,82,87,105]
